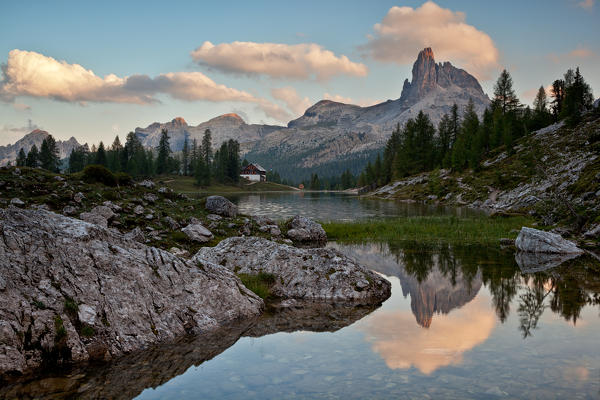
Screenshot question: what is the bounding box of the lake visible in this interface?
[228,191,484,221]
[3,193,599,399]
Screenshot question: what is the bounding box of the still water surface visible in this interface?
[3,192,599,399]
[135,241,599,399]
[228,191,483,221]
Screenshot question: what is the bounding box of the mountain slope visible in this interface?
[245,47,489,180]
[135,114,281,152]
[0,130,82,166]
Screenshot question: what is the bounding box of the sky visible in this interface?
[0,0,598,146]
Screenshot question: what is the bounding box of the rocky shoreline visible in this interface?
[0,199,391,381]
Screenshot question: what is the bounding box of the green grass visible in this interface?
[323,215,534,245]
[237,272,277,300]
[158,175,297,193]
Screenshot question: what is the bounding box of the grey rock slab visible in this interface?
[286,215,327,244]
[583,224,600,239]
[205,195,237,217]
[0,206,262,377]
[182,223,214,243]
[9,198,24,206]
[193,236,391,303]
[137,180,155,188]
[515,227,583,254]
[73,192,85,203]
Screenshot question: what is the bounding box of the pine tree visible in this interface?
[201,129,213,181]
[68,146,87,173]
[182,134,190,175]
[493,69,520,114]
[155,129,171,175]
[533,86,547,113]
[96,141,107,166]
[25,144,39,168]
[190,138,199,176]
[109,135,123,172]
[382,124,400,184]
[226,139,240,183]
[437,113,452,167]
[16,148,26,167]
[562,67,594,126]
[39,135,60,172]
[551,79,565,119]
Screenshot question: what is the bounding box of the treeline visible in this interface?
[16,127,242,187]
[358,66,595,186]
[15,135,61,172]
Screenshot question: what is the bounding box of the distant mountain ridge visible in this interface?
[3,48,489,179]
[135,114,280,152]
[0,130,82,166]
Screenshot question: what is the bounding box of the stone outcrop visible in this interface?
[515,227,584,254]
[205,195,237,217]
[515,251,582,273]
[285,215,327,244]
[193,237,391,303]
[0,207,262,377]
[181,223,213,243]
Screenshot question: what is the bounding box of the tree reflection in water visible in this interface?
[335,240,600,335]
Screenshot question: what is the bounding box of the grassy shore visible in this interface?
[323,215,535,245]
[159,175,298,193]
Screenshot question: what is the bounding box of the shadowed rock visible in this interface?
[0,207,262,378]
[205,195,237,217]
[0,321,254,400]
[245,299,381,337]
[515,251,582,273]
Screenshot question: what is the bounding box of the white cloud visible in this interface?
[361,1,499,79]
[0,49,289,122]
[191,41,368,81]
[578,0,594,10]
[323,93,379,107]
[271,87,312,116]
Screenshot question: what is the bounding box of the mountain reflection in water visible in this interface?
[3,240,599,399]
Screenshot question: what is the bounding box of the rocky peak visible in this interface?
[399,47,486,106]
[171,117,187,126]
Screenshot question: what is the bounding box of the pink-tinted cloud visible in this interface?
[0,49,289,122]
[191,41,368,81]
[548,46,596,64]
[360,294,495,375]
[361,1,499,80]
[577,0,595,10]
[271,87,312,117]
[323,93,379,107]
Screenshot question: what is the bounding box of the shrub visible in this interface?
[237,272,276,300]
[82,164,117,186]
[115,172,133,186]
[80,325,95,337]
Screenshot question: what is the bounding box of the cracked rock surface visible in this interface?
[0,206,262,377]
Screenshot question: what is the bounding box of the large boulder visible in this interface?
[205,195,237,217]
[181,223,214,243]
[286,215,327,244]
[193,236,391,303]
[0,207,262,377]
[79,205,117,228]
[515,227,584,254]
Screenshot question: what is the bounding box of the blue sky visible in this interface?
[0,0,598,145]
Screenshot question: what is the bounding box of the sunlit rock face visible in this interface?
[360,282,495,375]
